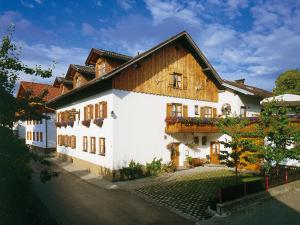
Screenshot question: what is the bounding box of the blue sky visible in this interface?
[1,0,300,91]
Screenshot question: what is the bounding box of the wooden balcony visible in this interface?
[165,117,219,134]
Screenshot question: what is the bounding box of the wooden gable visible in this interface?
[112,41,219,102]
[95,57,125,78]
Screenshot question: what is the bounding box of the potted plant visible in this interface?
[67,120,74,127]
[93,118,104,127]
[82,119,91,127]
[55,122,61,128]
[61,121,67,128]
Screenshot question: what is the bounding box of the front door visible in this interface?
[170,143,180,167]
[210,141,220,164]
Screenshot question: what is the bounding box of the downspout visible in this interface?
[45,110,48,149]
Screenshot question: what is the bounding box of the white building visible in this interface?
[16,81,60,152]
[47,31,272,179]
[261,94,300,167]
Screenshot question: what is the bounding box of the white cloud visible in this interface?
[34,0,43,4]
[81,22,96,36]
[117,0,135,10]
[144,0,202,25]
[20,0,34,8]
[16,41,88,84]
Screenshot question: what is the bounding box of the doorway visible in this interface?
[210,141,220,164]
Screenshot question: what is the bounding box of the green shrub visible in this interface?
[162,161,177,173]
[120,160,144,180]
[186,156,193,166]
[146,157,163,176]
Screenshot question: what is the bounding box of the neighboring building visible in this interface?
[16,81,60,152]
[47,31,271,179]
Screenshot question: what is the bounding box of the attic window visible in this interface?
[98,63,106,76]
[170,73,182,88]
[76,77,81,88]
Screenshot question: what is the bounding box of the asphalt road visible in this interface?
[198,187,300,225]
[31,163,193,225]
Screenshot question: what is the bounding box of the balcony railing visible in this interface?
[165,117,220,134]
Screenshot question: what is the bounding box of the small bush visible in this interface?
[186,156,193,166]
[146,157,163,176]
[120,160,144,180]
[162,161,176,173]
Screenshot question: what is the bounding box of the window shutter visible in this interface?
[166,103,172,118]
[95,103,99,118]
[84,107,87,120]
[90,105,94,119]
[169,74,173,86]
[74,136,76,149]
[213,108,217,118]
[183,105,188,118]
[200,107,205,118]
[183,76,187,90]
[103,101,107,118]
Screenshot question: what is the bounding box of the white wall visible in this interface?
[56,90,114,170]
[218,89,262,117]
[25,114,56,149]
[112,89,221,169]
[14,120,26,139]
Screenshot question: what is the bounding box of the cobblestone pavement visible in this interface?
[135,169,255,221]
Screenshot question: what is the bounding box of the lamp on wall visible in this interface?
[110,110,115,117]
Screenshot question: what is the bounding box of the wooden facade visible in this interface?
[95,57,124,78]
[112,42,219,102]
[165,122,219,134]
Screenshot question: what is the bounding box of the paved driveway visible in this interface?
[31,163,193,225]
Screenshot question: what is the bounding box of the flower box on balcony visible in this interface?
[61,121,67,128]
[82,119,91,127]
[55,122,61,128]
[93,118,104,127]
[67,120,74,127]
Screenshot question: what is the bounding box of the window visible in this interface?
[40,132,43,142]
[195,105,199,115]
[95,101,107,119]
[203,107,212,118]
[90,137,96,153]
[193,136,199,145]
[40,119,43,124]
[33,132,36,141]
[171,73,182,88]
[98,63,106,76]
[202,136,207,145]
[71,135,76,149]
[240,106,247,117]
[30,131,32,140]
[83,136,88,151]
[85,105,94,120]
[172,103,182,117]
[99,138,105,155]
[36,132,39,141]
[76,76,81,88]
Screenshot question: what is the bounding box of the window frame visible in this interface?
[171,103,182,117]
[83,136,88,151]
[90,137,96,154]
[171,73,182,89]
[99,138,105,156]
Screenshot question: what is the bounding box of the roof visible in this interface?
[47,31,223,108]
[65,64,95,80]
[17,81,60,102]
[85,48,132,65]
[54,77,73,87]
[260,94,300,106]
[222,79,273,98]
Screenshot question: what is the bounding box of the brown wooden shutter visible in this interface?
[169,74,173,86]
[95,103,99,119]
[213,108,217,118]
[90,105,94,119]
[183,105,188,117]
[200,107,205,118]
[103,101,107,118]
[166,103,172,118]
[74,136,76,149]
[183,76,187,90]
[84,106,87,120]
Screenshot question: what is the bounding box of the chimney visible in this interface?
[234,78,245,84]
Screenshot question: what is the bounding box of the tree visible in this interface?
[259,100,300,175]
[217,116,262,181]
[0,27,56,224]
[273,69,300,95]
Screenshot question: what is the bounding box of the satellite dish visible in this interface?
[221,103,231,115]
